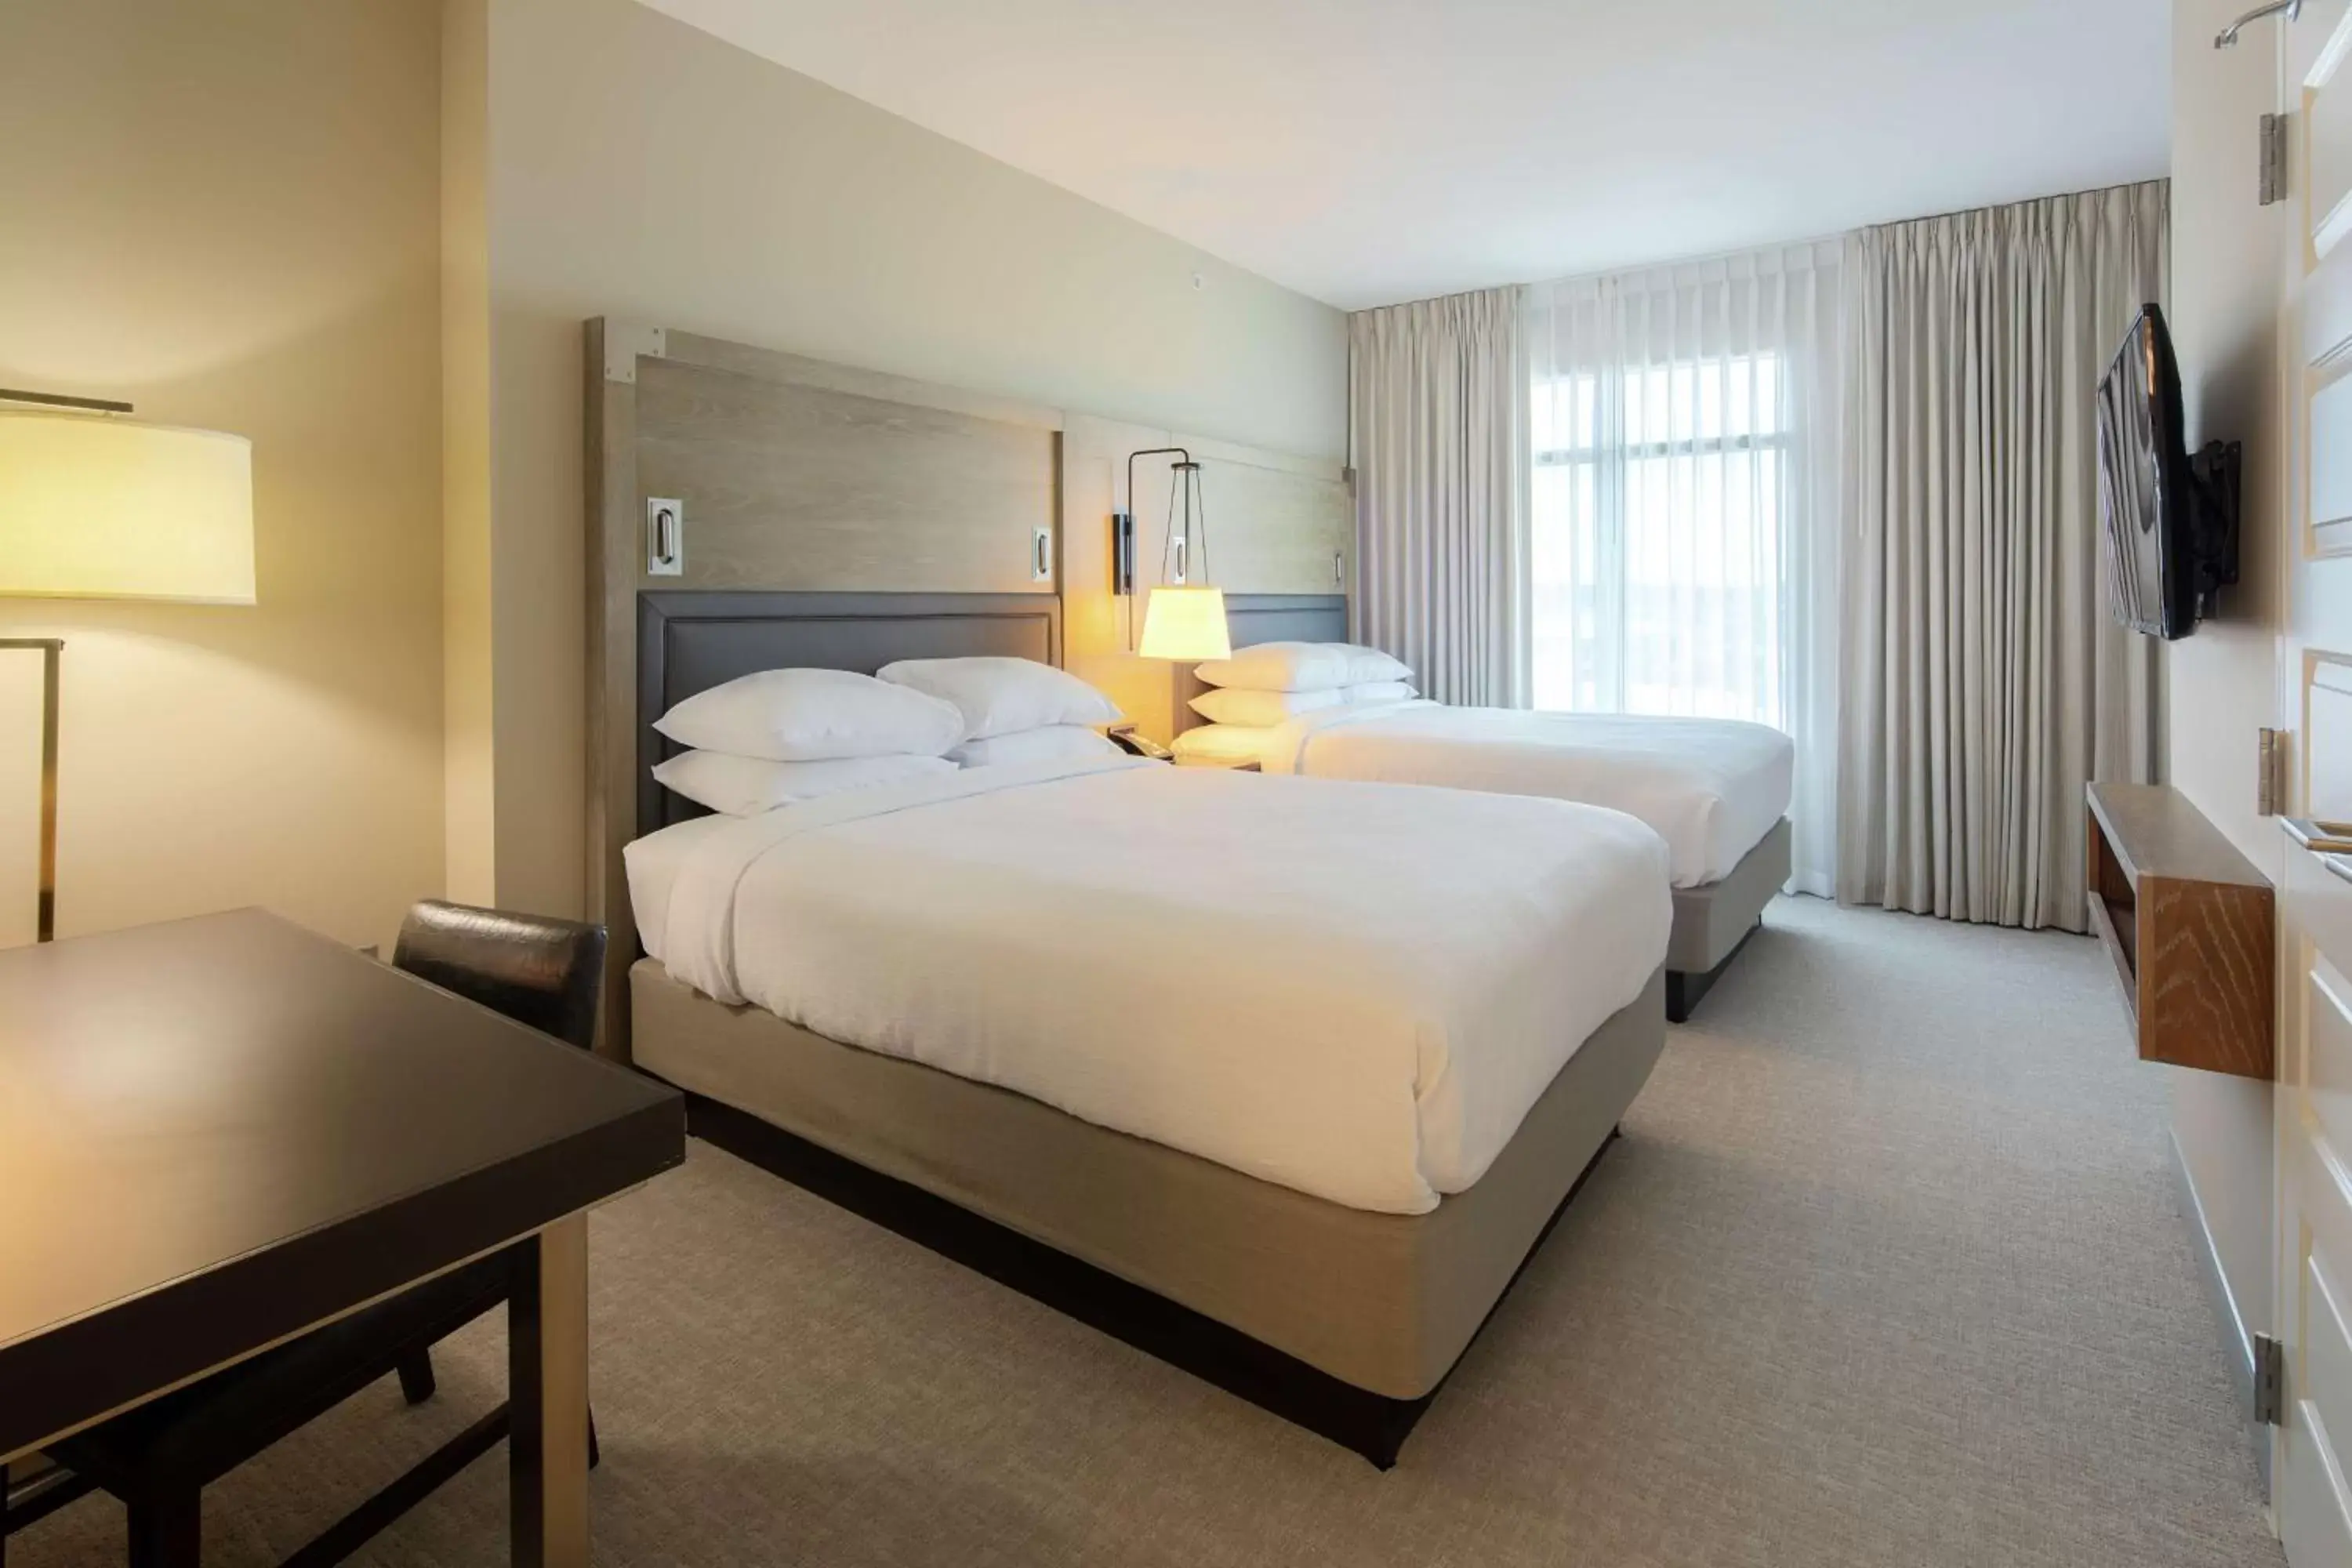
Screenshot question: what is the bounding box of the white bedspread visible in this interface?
[626,756,1671,1215]
[1197,702,1792,888]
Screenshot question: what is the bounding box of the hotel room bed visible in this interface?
[582,332,1677,1467]
[621,706,1671,1464]
[1179,597,1796,1020]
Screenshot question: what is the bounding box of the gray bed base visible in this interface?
[1666,818,1791,1022]
[633,960,1666,1465]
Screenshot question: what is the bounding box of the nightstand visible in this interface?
[1174,756,1262,772]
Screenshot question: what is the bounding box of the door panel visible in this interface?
[2284,8,2352,1563]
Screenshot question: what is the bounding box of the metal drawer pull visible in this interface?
[2287,818,2352,854]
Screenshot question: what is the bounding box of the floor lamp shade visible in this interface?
[1138,586,1232,662]
[0,412,255,602]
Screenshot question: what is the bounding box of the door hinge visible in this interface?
[2259,727,2288,817]
[2256,1331,2285,1425]
[2262,113,2290,206]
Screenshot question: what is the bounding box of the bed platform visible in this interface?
[636,960,1664,1466]
[1665,818,1790,1022]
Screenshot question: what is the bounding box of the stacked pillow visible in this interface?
[879,657,1123,765]
[653,668,965,816]
[652,659,1130,817]
[1186,642,1416,728]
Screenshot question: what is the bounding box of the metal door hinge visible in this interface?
[2259,727,2288,816]
[2262,113,2290,206]
[2256,1331,2285,1425]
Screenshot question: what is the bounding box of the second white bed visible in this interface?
[1175,701,1793,890]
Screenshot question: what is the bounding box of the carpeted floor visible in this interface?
[13,898,2286,1566]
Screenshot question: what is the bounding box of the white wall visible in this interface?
[458,0,1350,916]
[0,0,446,951]
[2166,0,2285,1446]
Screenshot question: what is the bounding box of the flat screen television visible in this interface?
[2096,303,2240,640]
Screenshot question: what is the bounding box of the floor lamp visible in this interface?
[0,389,255,944]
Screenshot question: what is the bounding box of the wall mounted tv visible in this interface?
[2095,302,2241,640]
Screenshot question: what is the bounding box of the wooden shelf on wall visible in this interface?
[2085,782,2274,1080]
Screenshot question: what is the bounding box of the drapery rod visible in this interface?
[2216,0,2301,48]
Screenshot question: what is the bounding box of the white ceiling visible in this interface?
[640,0,2172,311]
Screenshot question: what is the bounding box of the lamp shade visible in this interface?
[1138,586,1232,662]
[0,412,255,603]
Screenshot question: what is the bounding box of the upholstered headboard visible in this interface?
[1174,593,1350,732]
[634,591,1062,837]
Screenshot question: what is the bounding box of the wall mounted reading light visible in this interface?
[1127,449,1232,663]
[1116,447,1194,652]
[2216,0,2300,48]
[0,387,255,941]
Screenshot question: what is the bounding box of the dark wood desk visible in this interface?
[0,909,684,1565]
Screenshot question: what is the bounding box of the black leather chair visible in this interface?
[1,903,608,1568]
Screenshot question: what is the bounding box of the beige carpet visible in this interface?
[14,898,2285,1566]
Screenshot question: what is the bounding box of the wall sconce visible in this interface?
[1115,446,1232,660]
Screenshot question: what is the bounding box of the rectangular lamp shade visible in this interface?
[0,411,255,603]
[1138,586,1232,662]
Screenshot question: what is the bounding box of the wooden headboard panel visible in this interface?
[1174,593,1351,733]
[636,592,1061,836]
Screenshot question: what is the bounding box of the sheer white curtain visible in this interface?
[1524,241,1845,895]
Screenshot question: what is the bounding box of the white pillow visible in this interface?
[1188,685,1346,728]
[1191,641,1356,693]
[655,668,964,762]
[879,656,1121,740]
[1171,724,1276,764]
[1342,681,1417,707]
[653,750,956,816]
[950,725,1122,768]
[1330,644,1414,684]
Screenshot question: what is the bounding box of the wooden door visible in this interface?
[2278,3,2352,1561]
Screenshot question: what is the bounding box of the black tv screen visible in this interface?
[2096,304,2194,639]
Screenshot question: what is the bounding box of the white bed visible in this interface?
[1174,701,1791,888]
[625,753,1671,1217]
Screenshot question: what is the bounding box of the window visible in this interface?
[1530,353,1789,724]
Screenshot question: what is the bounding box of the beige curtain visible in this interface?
[1836,181,2167,932]
[1350,288,1530,706]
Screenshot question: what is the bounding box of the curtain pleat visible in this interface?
[1349,288,1530,707]
[1835,180,2166,933]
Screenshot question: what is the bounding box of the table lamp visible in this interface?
[0,390,255,942]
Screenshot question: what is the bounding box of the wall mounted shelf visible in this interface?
[2085,782,2274,1080]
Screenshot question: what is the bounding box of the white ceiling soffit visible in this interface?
[638,0,2171,311]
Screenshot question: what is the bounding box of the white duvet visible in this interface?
[1191,702,1793,888]
[628,757,1671,1216]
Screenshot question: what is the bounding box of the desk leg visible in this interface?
[510,1215,591,1568]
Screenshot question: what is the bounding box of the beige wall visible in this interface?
[464,0,1350,916]
[0,0,446,951]
[443,0,498,906]
[2166,0,2285,1417]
